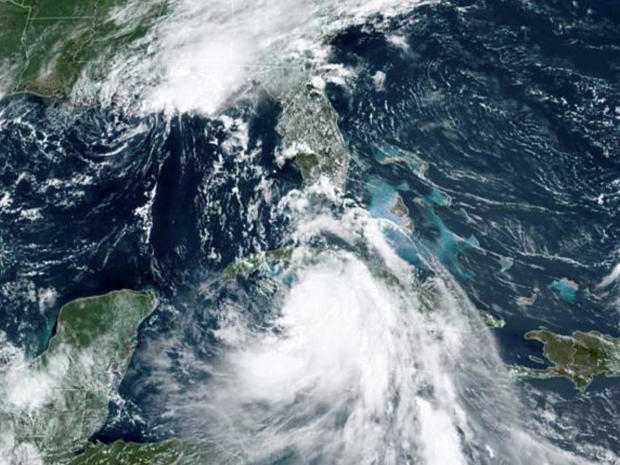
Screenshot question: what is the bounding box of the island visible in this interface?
[70,439,214,465]
[513,329,620,391]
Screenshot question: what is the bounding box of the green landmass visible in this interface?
[1,289,158,464]
[275,81,349,185]
[222,247,293,280]
[71,439,214,465]
[0,0,166,99]
[513,329,620,390]
[390,194,413,233]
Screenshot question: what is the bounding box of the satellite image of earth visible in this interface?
[0,0,619,464]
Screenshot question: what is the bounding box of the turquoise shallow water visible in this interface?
[0,0,618,462]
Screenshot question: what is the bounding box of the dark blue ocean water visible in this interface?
[0,0,618,460]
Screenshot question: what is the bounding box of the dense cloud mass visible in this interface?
[0,1,618,464]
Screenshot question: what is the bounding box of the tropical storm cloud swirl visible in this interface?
[0,1,618,464]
